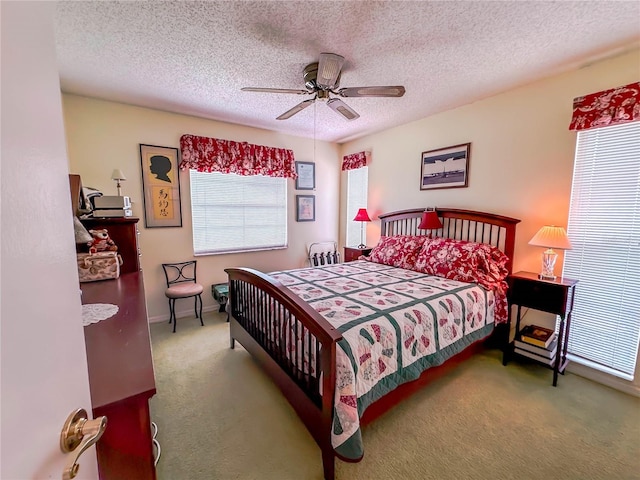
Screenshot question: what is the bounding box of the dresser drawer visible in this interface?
[509,277,568,315]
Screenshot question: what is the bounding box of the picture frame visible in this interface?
[420,143,471,190]
[139,144,182,228]
[295,161,315,190]
[296,195,315,222]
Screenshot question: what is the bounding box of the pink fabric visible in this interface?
[366,235,430,270]
[166,282,204,298]
[569,82,640,131]
[179,134,297,178]
[414,237,510,323]
[341,151,368,171]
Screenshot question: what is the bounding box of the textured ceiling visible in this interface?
[54,1,640,144]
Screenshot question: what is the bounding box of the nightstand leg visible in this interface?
[553,315,566,387]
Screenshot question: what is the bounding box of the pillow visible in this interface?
[366,235,431,270]
[414,237,509,285]
[73,216,93,244]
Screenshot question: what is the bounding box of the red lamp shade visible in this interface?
[418,210,442,230]
[353,208,372,222]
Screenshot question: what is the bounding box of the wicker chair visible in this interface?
[307,241,340,267]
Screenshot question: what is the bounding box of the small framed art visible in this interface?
[296,195,315,222]
[420,143,471,190]
[295,161,315,190]
[139,144,182,227]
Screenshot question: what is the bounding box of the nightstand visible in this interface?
[503,271,578,386]
[344,246,372,262]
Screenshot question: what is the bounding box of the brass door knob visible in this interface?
[60,408,107,479]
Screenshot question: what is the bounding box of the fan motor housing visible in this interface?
[304,62,341,91]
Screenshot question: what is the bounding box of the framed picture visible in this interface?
[296,195,315,222]
[420,143,471,190]
[295,161,315,190]
[139,144,182,227]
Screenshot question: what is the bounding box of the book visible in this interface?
[519,324,555,348]
[92,208,133,218]
[514,336,557,359]
[514,347,556,367]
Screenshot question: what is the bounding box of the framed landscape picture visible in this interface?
[296,195,315,222]
[420,143,471,190]
[139,144,182,227]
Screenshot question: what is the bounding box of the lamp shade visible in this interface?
[529,226,572,250]
[418,210,443,230]
[353,208,371,222]
[111,169,127,181]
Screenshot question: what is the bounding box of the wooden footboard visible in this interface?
[225,267,342,480]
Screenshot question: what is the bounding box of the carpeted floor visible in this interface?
[149,312,640,480]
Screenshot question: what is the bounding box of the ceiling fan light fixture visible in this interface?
[317,53,345,89]
[327,98,360,121]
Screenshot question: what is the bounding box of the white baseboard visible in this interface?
[148,303,221,324]
[566,362,640,397]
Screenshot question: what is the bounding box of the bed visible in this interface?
[225,207,520,479]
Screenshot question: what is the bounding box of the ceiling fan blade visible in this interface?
[242,87,310,95]
[317,53,345,89]
[276,99,315,120]
[338,86,406,98]
[326,98,360,121]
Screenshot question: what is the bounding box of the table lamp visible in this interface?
[528,225,572,280]
[111,169,127,196]
[353,208,371,248]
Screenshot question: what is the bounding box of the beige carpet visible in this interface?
[149,312,640,480]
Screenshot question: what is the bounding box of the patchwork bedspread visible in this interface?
[269,260,500,460]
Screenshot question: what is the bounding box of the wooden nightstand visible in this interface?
[344,246,372,262]
[503,271,578,386]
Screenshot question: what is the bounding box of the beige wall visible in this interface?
[63,96,340,321]
[339,47,640,394]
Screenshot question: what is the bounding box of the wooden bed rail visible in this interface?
[225,267,342,478]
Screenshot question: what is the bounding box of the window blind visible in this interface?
[563,121,640,380]
[346,166,369,247]
[190,171,287,255]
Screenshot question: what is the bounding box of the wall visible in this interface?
[63,96,340,321]
[339,47,640,394]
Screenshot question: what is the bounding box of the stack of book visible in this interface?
[514,324,557,366]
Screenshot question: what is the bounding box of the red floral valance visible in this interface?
[341,151,369,171]
[569,81,640,131]
[179,134,297,178]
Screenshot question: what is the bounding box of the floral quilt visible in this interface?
[269,259,501,461]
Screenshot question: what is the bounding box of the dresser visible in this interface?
[81,272,157,479]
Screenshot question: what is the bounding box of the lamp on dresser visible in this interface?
[528,225,572,280]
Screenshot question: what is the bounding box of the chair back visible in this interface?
[162,261,198,287]
[307,241,340,267]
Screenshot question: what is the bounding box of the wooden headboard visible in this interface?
[378,207,521,273]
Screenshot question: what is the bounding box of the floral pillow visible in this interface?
[366,235,431,270]
[414,237,509,285]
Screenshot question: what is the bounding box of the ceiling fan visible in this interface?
[241,53,406,121]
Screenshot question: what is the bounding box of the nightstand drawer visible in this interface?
[509,278,567,315]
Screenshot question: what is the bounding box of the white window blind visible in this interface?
[346,166,369,247]
[563,121,640,380]
[190,171,287,255]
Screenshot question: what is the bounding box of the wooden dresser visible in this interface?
[81,272,157,479]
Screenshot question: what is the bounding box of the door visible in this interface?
[1,3,98,479]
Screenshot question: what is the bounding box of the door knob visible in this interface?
[60,408,107,480]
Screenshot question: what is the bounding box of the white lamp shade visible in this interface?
[111,169,127,181]
[529,225,572,250]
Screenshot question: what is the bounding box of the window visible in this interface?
[190,171,287,255]
[346,166,368,247]
[563,121,640,380]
